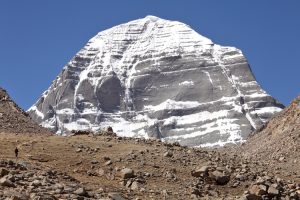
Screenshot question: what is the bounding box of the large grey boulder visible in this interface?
[28,16,284,147]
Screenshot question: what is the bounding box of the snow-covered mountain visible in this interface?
[28,16,284,147]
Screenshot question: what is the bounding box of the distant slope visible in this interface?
[0,87,51,134]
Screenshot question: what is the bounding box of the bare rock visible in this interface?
[108,192,126,200]
[249,184,267,196]
[0,176,15,187]
[0,168,9,177]
[191,166,209,177]
[76,148,82,153]
[74,187,87,196]
[91,160,99,164]
[104,160,112,166]
[163,151,173,158]
[119,168,134,179]
[97,168,105,177]
[244,194,262,200]
[130,181,140,191]
[267,186,279,197]
[211,170,230,185]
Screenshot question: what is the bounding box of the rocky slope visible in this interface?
[239,95,300,175]
[0,87,51,134]
[0,132,299,200]
[28,16,284,147]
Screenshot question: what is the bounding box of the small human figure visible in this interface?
[15,147,19,159]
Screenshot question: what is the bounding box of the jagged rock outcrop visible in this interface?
[0,87,50,134]
[28,16,284,146]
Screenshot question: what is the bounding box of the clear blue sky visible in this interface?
[0,1,299,109]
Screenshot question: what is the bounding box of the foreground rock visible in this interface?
[211,170,230,185]
[0,160,101,199]
[119,168,135,179]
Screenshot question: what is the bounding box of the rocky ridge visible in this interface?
[239,95,300,176]
[0,87,51,134]
[28,16,284,147]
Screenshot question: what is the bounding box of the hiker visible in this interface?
[15,147,19,159]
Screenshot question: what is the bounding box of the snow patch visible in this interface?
[28,106,44,119]
[252,107,282,115]
[163,118,240,140]
[179,81,194,86]
[204,71,213,85]
[245,113,256,129]
[144,99,200,111]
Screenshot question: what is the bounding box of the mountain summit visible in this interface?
[28,16,284,146]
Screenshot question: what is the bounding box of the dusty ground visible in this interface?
[0,132,243,199]
[0,132,299,200]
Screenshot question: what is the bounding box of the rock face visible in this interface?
[0,87,50,134]
[28,16,284,146]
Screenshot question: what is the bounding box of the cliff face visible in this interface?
[28,16,284,146]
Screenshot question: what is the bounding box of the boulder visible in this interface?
[74,187,87,196]
[211,170,230,185]
[0,176,15,187]
[130,181,140,191]
[249,184,267,196]
[267,186,279,197]
[119,168,134,179]
[191,166,209,177]
[0,168,9,177]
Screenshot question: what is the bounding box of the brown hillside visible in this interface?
[240,95,300,177]
[0,87,51,134]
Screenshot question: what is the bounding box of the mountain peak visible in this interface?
[144,15,160,22]
[28,17,284,146]
[89,16,213,55]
